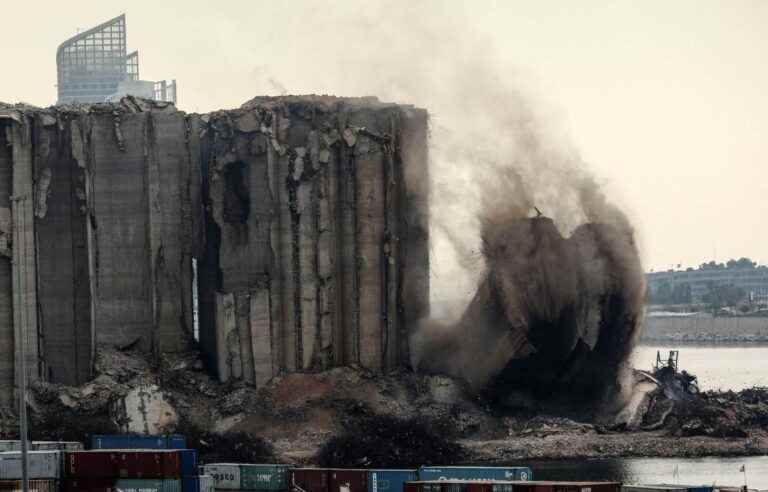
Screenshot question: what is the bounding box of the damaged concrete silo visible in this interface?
[198,96,430,383]
[0,99,203,390]
[0,95,429,398]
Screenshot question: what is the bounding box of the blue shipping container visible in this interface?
[417,467,533,482]
[182,475,214,492]
[368,470,418,492]
[178,450,198,477]
[90,435,187,450]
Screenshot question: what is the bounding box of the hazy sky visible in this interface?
[2,0,767,273]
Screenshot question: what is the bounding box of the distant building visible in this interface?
[646,259,768,305]
[56,14,177,105]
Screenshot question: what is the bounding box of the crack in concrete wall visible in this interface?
[200,97,430,382]
[0,96,430,394]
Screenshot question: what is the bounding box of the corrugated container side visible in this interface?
[0,451,61,479]
[199,475,214,492]
[63,478,182,492]
[531,484,620,492]
[65,450,182,479]
[623,487,688,492]
[0,479,58,492]
[90,435,187,450]
[178,450,198,477]
[201,464,241,490]
[182,476,200,492]
[368,470,418,492]
[292,468,329,492]
[90,435,130,450]
[417,467,533,482]
[0,442,83,452]
[182,475,215,492]
[240,464,293,490]
[168,436,187,450]
[330,469,368,492]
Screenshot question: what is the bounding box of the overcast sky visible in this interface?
[2,0,767,274]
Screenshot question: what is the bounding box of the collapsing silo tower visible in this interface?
[198,96,430,383]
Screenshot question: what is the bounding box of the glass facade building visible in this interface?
[56,14,177,105]
[56,14,130,104]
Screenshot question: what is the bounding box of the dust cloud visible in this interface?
[246,3,646,414]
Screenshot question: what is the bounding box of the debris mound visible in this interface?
[416,215,644,420]
[316,409,467,468]
[180,424,276,463]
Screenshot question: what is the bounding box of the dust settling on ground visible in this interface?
[0,94,766,465]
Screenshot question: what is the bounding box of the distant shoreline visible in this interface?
[640,336,768,344]
[641,314,768,344]
[461,432,768,462]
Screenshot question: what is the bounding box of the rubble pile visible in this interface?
[638,366,768,440]
[316,411,467,468]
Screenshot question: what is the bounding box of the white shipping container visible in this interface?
[0,442,82,452]
[31,442,83,452]
[0,478,59,492]
[0,451,61,479]
[201,464,241,490]
[199,474,215,492]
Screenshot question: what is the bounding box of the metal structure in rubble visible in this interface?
[0,95,429,402]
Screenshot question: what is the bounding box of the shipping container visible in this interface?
[406,480,621,492]
[199,475,215,492]
[0,451,61,479]
[292,468,329,492]
[202,464,241,490]
[369,470,418,492]
[64,450,182,479]
[90,435,187,450]
[0,441,83,452]
[623,486,714,492]
[330,469,368,492]
[418,467,533,482]
[178,450,198,477]
[201,463,293,490]
[63,477,182,492]
[0,479,59,492]
[182,475,215,492]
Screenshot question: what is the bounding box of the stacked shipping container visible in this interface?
[62,449,205,492]
[0,442,83,452]
[90,435,187,450]
[202,463,293,490]
[0,451,61,492]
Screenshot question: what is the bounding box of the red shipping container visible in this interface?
[292,468,329,492]
[329,469,368,492]
[63,478,117,492]
[65,450,182,479]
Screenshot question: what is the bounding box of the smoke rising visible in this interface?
[231,2,646,415]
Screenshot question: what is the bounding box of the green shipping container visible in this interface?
[241,465,292,490]
[113,478,182,492]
